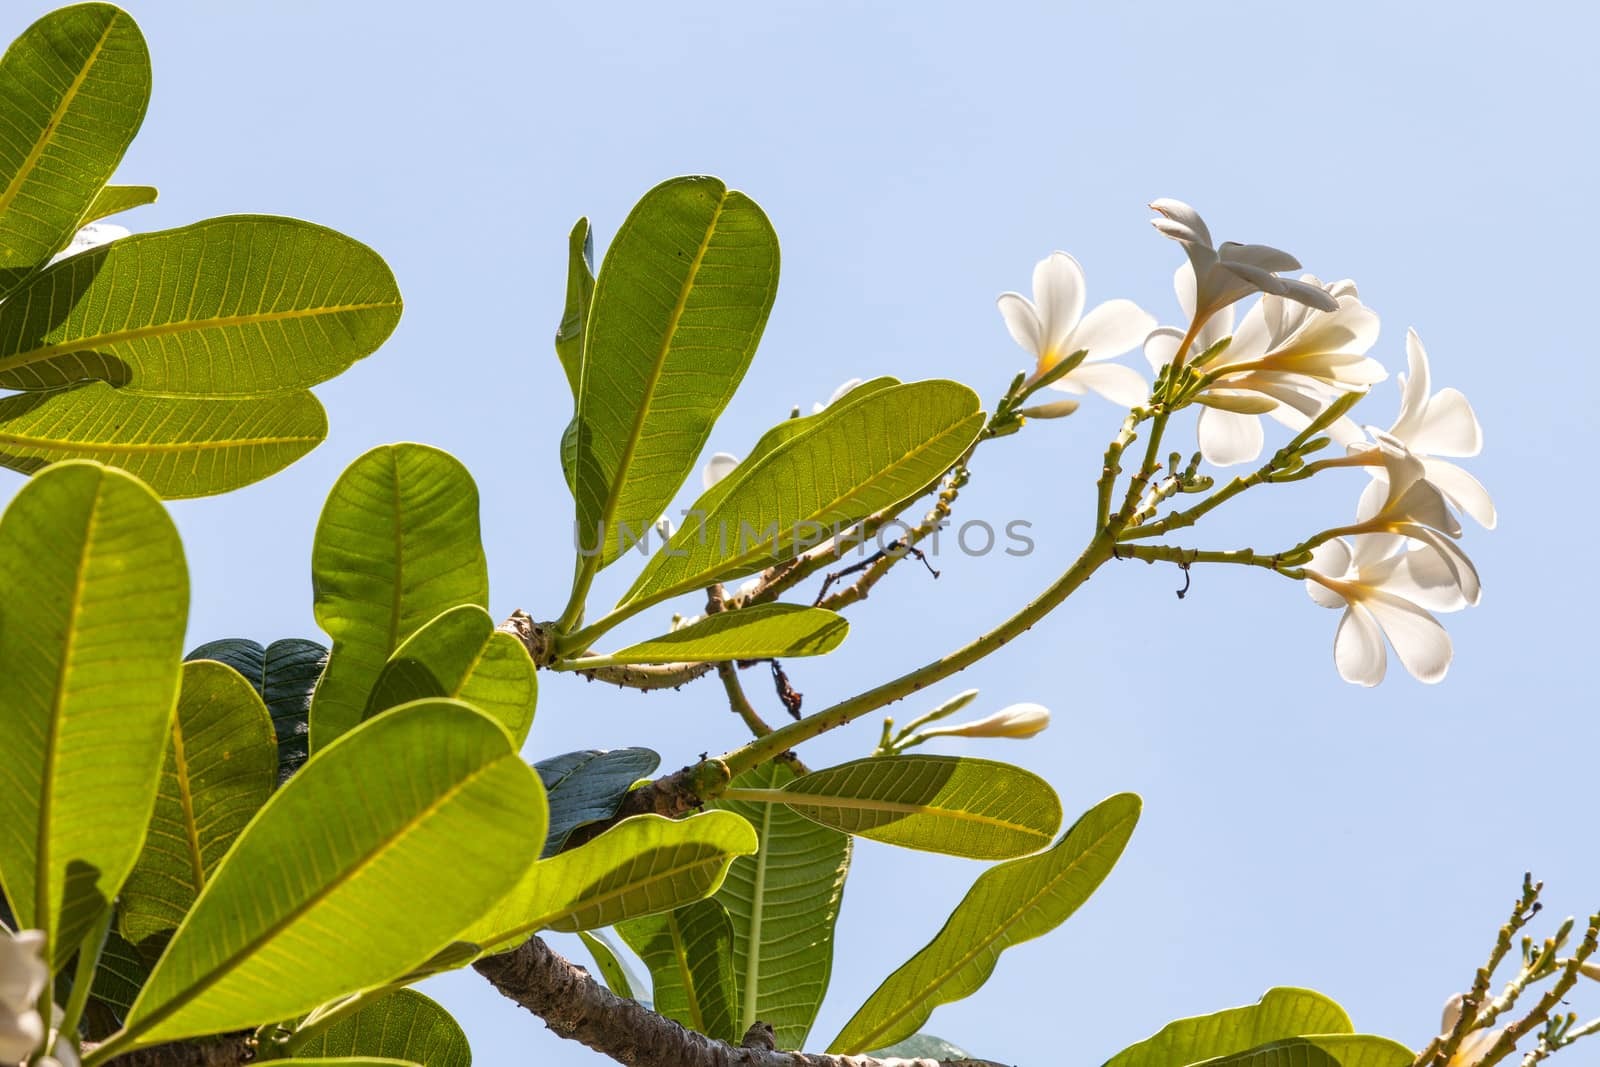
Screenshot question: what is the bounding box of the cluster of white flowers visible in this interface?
[996,201,1490,687]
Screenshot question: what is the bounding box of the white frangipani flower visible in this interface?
[0,928,48,1064]
[811,378,864,415]
[1304,535,1473,686]
[1345,437,1482,607]
[1148,199,1338,322]
[702,451,739,490]
[997,251,1155,408]
[918,702,1051,740]
[47,221,130,266]
[1147,265,1384,466]
[1352,330,1494,528]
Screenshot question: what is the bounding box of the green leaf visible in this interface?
[0,382,327,497]
[0,216,402,395]
[118,661,277,953]
[291,990,470,1067]
[89,929,150,1021]
[119,700,547,1048]
[571,175,780,572]
[576,930,640,1003]
[309,444,490,751]
[1301,1037,1414,1067]
[555,217,594,402]
[364,604,536,747]
[621,379,983,611]
[462,812,756,949]
[0,4,149,298]
[869,1034,973,1059]
[186,638,327,785]
[713,763,850,1050]
[535,748,661,857]
[762,755,1061,860]
[1190,1039,1341,1067]
[1104,988,1352,1067]
[576,604,848,666]
[617,899,739,1043]
[81,184,158,226]
[0,460,187,970]
[829,792,1141,1054]
[260,1060,419,1067]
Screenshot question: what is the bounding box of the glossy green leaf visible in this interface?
[186,637,326,785]
[1104,988,1352,1067]
[870,1034,973,1059]
[463,812,756,948]
[577,604,848,667]
[81,184,157,225]
[577,930,640,1003]
[309,444,489,751]
[1301,1038,1414,1067]
[571,176,779,571]
[88,929,150,1021]
[0,4,149,298]
[0,382,326,497]
[119,661,276,952]
[762,755,1061,860]
[119,700,547,1047]
[555,217,594,402]
[617,899,739,1043]
[291,990,470,1067]
[0,216,402,395]
[622,379,983,611]
[830,792,1141,1054]
[365,604,536,746]
[1191,1039,1341,1067]
[713,763,850,1049]
[0,461,187,970]
[535,748,661,857]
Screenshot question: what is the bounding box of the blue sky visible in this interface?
[10,1,1596,1063]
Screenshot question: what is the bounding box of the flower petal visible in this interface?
[996,292,1042,358]
[1033,252,1086,357]
[1307,537,1354,579]
[1219,241,1301,273]
[1143,326,1184,374]
[1394,525,1482,607]
[1424,458,1496,529]
[1334,602,1387,686]
[1069,299,1157,362]
[1150,199,1212,247]
[1356,472,1388,524]
[1363,588,1452,684]
[1409,387,1483,458]
[1196,405,1265,466]
[702,452,740,489]
[1061,361,1148,407]
[1391,328,1433,439]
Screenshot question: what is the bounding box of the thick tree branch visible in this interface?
[93,1034,253,1067]
[474,935,1006,1067]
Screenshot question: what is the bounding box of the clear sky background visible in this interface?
[8,1,1595,1063]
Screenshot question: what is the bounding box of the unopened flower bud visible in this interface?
[1016,398,1081,420]
[922,702,1050,740]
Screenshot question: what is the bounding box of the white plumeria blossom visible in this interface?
[0,928,48,1064]
[1437,995,1506,1067]
[1351,329,1494,528]
[920,702,1050,740]
[702,451,739,490]
[1146,263,1384,466]
[997,251,1155,408]
[46,221,130,266]
[1346,436,1482,607]
[1304,534,1473,686]
[811,378,864,415]
[1149,199,1338,322]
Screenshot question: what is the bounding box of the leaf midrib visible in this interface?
[0,427,321,454]
[760,788,1052,839]
[740,798,773,1033]
[0,14,116,223]
[523,846,732,940]
[849,809,1137,1050]
[126,750,511,1045]
[167,715,207,894]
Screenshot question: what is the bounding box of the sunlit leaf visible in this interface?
[576,930,641,1004]
[618,899,739,1043]
[571,176,779,572]
[119,661,276,951]
[0,4,149,298]
[0,461,186,970]
[0,216,402,395]
[555,217,594,402]
[365,604,536,746]
[576,604,848,666]
[309,444,489,751]
[830,793,1141,1054]
[535,748,661,857]
[290,990,470,1067]
[869,1034,973,1059]
[764,755,1061,860]
[80,184,158,226]
[1104,988,1351,1067]
[1190,1039,1341,1067]
[621,379,982,611]
[0,382,326,498]
[713,763,850,1050]
[120,700,546,1047]
[186,637,327,784]
[463,813,756,949]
